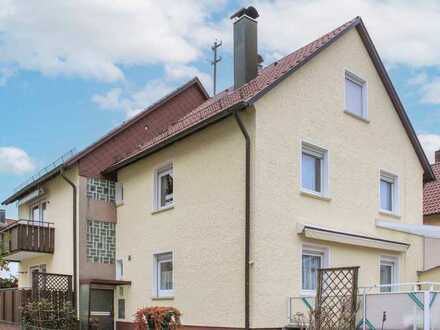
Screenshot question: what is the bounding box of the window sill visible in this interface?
[152,296,174,301]
[151,205,174,215]
[379,210,401,219]
[344,110,370,123]
[300,190,331,202]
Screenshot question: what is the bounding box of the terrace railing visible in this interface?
[288,282,440,330]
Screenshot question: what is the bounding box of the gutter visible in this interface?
[234,110,251,330]
[60,169,78,313]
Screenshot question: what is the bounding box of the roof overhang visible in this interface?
[376,220,440,239]
[103,101,249,174]
[297,223,410,252]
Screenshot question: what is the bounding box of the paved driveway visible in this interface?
[0,323,19,329]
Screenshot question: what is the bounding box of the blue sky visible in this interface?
[2,0,440,221]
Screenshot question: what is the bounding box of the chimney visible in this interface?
[435,149,440,163]
[0,209,5,225]
[231,6,259,89]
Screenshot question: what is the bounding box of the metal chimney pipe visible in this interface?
[0,209,5,224]
[231,6,259,89]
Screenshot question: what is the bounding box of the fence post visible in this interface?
[424,290,431,330]
[362,288,367,330]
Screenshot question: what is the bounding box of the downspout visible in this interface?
[61,168,78,312]
[234,110,251,330]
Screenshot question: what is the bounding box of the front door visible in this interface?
[89,289,114,330]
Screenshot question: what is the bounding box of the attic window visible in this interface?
[345,71,367,120]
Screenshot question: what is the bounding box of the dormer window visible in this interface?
[345,71,367,120]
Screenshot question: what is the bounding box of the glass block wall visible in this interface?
[87,178,115,202]
[87,220,116,264]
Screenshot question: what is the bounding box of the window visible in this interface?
[154,252,173,297]
[115,183,124,206]
[31,201,47,222]
[380,256,398,293]
[301,246,328,293]
[116,259,123,280]
[301,142,328,196]
[154,164,174,210]
[345,71,367,118]
[118,299,125,319]
[380,171,399,214]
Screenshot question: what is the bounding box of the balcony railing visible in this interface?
[288,282,440,330]
[0,220,55,261]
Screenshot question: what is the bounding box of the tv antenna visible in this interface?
[211,40,222,95]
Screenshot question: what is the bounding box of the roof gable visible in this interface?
[106,17,434,182]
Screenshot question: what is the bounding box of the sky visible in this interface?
[2,0,440,222]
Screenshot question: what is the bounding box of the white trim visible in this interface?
[300,244,330,296]
[380,255,399,292]
[116,259,123,281]
[152,252,174,298]
[344,70,368,120]
[300,140,330,198]
[152,162,174,212]
[379,170,400,216]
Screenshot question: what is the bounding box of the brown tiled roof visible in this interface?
[105,17,434,182]
[2,78,208,204]
[424,163,440,215]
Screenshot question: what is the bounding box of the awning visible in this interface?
[297,223,410,252]
[376,220,440,239]
[80,279,131,286]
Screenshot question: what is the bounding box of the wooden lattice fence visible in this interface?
[31,272,73,309]
[313,266,359,330]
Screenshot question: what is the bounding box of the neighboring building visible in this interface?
[0,79,208,329]
[0,7,435,330]
[419,150,440,281]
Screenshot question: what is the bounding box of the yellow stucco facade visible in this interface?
[115,28,425,328]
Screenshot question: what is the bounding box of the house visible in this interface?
[0,6,435,330]
[418,150,440,281]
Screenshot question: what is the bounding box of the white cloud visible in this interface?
[408,72,428,86]
[0,147,36,174]
[165,64,212,92]
[418,134,440,163]
[0,0,227,82]
[421,78,440,104]
[93,80,176,118]
[0,67,15,86]
[251,0,440,69]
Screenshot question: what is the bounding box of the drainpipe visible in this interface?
[234,110,251,330]
[61,169,78,312]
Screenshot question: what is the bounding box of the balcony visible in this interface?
[0,220,55,261]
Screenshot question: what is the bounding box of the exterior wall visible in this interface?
[250,28,424,328]
[17,167,78,287]
[78,176,116,281]
[423,214,440,271]
[419,267,440,282]
[115,116,247,327]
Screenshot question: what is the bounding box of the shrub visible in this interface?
[134,306,181,330]
[21,299,78,330]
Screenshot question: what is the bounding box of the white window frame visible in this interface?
[153,163,174,211]
[379,170,399,216]
[153,252,174,298]
[380,256,399,293]
[115,183,124,206]
[300,245,329,296]
[300,141,329,198]
[116,259,123,281]
[344,70,368,120]
[30,200,47,222]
